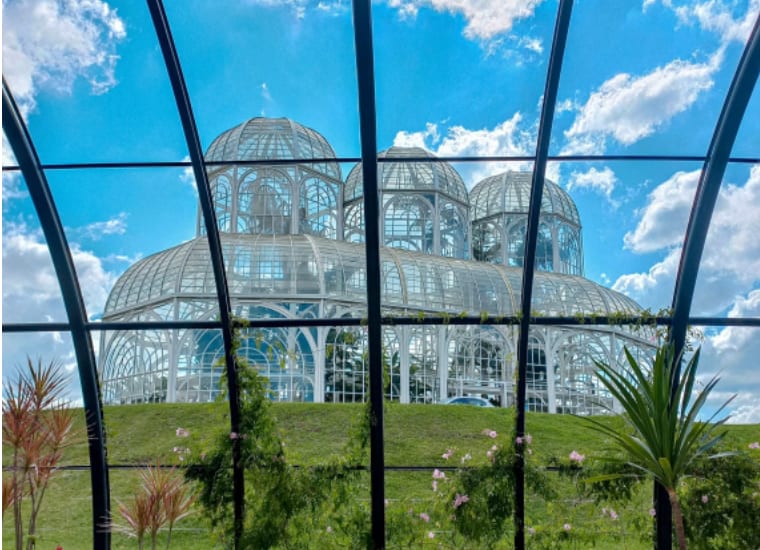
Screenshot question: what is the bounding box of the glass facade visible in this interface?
[100,117,652,414]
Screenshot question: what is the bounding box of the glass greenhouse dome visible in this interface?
[3,1,758,548]
[100,117,653,412]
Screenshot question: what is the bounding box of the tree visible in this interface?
[584,345,734,550]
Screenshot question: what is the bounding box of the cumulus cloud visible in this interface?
[2,0,126,115]
[614,165,760,315]
[2,222,117,323]
[563,53,721,154]
[393,113,535,185]
[385,0,543,41]
[623,169,698,253]
[645,0,760,46]
[567,166,618,202]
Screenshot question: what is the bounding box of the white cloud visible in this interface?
[2,222,117,323]
[567,166,618,202]
[563,53,721,154]
[2,0,126,115]
[74,212,128,241]
[646,0,760,45]
[614,165,760,315]
[385,0,543,41]
[393,113,535,185]
[623,169,698,253]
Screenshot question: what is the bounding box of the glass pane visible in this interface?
[552,1,755,157]
[46,167,215,322]
[732,77,760,158]
[2,0,187,163]
[374,0,553,158]
[693,163,760,316]
[701,325,760,424]
[544,160,703,315]
[2,173,69,323]
[164,0,361,158]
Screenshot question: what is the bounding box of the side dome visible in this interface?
[470,171,583,276]
[470,171,580,224]
[343,147,471,259]
[201,117,343,239]
[344,146,468,203]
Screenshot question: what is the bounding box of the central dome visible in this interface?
[200,117,342,237]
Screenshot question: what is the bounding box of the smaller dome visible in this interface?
[471,171,580,225]
[344,147,469,203]
[205,117,340,179]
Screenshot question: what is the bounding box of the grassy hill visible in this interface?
[4,402,759,549]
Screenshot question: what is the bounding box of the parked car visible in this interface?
[443,396,495,407]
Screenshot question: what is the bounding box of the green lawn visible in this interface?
[4,402,758,549]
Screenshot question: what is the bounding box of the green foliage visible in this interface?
[184,322,371,548]
[681,449,760,550]
[583,344,735,549]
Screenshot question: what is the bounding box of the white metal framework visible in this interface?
[100,117,654,413]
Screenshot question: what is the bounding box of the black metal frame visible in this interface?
[2,79,111,549]
[2,3,759,549]
[145,1,246,545]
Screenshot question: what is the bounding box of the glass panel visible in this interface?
[2,0,187,163]
[45,167,216,322]
[693,163,760,317]
[373,1,552,158]
[552,1,755,157]
[2,173,69,322]
[543,160,703,316]
[164,0,361,158]
[700,325,760,424]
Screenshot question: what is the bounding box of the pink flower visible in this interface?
[528,527,536,535]
[649,508,657,517]
[460,453,472,464]
[230,432,239,440]
[175,427,190,438]
[610,510,619,521]
[432,469,446,480]
[488,430,497,439]
[427,531,435,539]
[525,433,533,445]
[569,450,585,464]
[515,436,524,445]
[749,441,760,449]
[442,449,454,460]
[419,512,430,522]
[701,495,709,503]
[453,493,470,509]
[563,523,571,531]
[432,480,438,491]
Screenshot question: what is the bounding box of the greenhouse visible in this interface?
[3,1,759,549]
[100,117,654,412]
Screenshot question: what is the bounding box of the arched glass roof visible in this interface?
[3,2,759,549]
[344,146,469,203]
[205,117,342,179]
[105,234,639,318]
[471,170,580,225]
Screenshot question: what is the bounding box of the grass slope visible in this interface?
[4,402,758,549]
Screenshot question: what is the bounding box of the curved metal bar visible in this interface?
[350,0,386,546]
[514,2,574,548]
[2,78,111,549]
[144,1,245,545]
[659,14,760,550]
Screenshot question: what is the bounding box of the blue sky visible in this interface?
[2,0,760,423]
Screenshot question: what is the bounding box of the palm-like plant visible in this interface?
[585,344,734,550]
